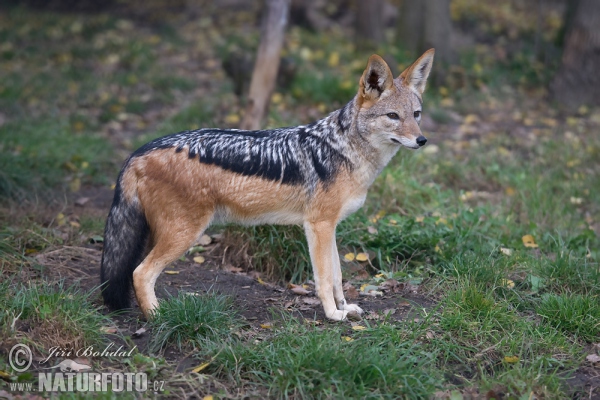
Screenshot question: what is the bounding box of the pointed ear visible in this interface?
[399,49,435,95]
[359,54,394,106]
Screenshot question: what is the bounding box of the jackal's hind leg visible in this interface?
[133,212,213,319]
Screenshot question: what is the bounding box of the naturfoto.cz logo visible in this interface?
[8,344,165,393]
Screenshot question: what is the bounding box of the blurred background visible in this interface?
[1,0,598,254]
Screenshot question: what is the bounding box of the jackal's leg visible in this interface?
[304,220,348,321]
[133,212,213,319]
[331,238,363,315]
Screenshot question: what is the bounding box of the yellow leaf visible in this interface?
[260,323,272,329]
[203,396,214,400]
[224,113,240,125]
[342,336,354,342]
[415,216,425,223]
[328,52,340,67]
[389,219,397,225]
[504,355,519,363]
[522,234,538,248]
[69,221,81,228]
[56,213,66,226]
[271,92,283,104]
[193,256,205,264]
[505,187,516,196]
[501,279,515,289]
[376,210,386,219]
[72,121,85,132]
[340,80,352,89]
[352,325,367,331]
[148,35,161,45]
[344,253,355,262]
[165,270,179,275]
[191,361,210,373]
[375,273,385,278]
[257,277,266,285]
[70,177,81,192]
[356,253,369,262]
[570,197,583,205]
[464,114,479,125]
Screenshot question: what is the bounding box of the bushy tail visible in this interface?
[100,177,149,311]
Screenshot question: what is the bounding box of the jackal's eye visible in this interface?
[414,111,422,119]
[387,113,400,120]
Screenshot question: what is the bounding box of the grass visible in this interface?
[149,291,241,352]
[0,280,110,358]
[0,3,599,399]
[205,316,439,399]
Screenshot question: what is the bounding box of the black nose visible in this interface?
[416,136,427,147]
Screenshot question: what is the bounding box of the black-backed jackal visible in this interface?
[101,49,435,321]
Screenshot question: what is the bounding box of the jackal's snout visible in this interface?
[416,135,427,147]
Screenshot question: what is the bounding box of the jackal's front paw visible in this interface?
[341,303,363,315]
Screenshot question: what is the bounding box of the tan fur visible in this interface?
[123,50,434,321]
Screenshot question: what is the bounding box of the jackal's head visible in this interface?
[356,49,434,150]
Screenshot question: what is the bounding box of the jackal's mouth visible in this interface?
[391,137,420,149]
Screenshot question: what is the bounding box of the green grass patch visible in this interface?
[537,293,600,342]
[149,291,241,352]
[0,281,109,357]
[0,119,114,199]
[208,317,439,399]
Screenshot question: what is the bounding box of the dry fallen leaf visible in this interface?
[224,265,243,273]
[355,253,369,262]
[522,235,539,248]
[344,285,359,300]
[302,297,321,305]
[352,325,367,331]
[586,354,600,363]
[193,256,205,264]
[191,362,211,373]
[500,247,513,256]
[260,323,273,329]
[503,356,519,363]
[132,327,146,338]
[501,279,515,289]
[367,226,378,235]
[164,270,179,275]
[344,253,355,262]
[74,197,90,206]
[342,336,354,342]
[290,286,311,295]
[197,234,212,246]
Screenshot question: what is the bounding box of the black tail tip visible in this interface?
[101,282,132,311]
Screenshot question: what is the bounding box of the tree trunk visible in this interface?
[397,0,425,56]
[551,0,600,109]
[240,0,290,131]
[397,0,454,83]
[355,0,385,49]
[424,0,453,63]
